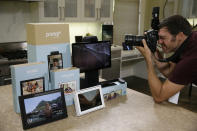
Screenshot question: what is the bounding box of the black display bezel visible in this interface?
[72,41,111,73]
[19,88,67,130]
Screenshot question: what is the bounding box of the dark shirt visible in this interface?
[169,31,197,85]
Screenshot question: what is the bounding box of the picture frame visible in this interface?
[19,88,67,130]
[20,77,45,96]
[48,52,63,70]
[74,85,105,116]
[59,80,76,94]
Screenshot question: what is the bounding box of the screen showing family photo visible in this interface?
[78,89,102,111]
[20,77,45,96]
[19,89,67,129]
[59,81,76,94]
[48,53,63,70]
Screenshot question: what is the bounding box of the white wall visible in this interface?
[113,0,139,45]
[0,1,32,43]
[68,22,102,44]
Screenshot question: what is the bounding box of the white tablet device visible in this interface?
[74,85,105,116]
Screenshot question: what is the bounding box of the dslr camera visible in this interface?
[123,7,160,53]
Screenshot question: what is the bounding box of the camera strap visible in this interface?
[158,33,191,63]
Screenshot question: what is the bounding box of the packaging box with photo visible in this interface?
[50,67,80,106]
[101,81,127,98]
[59,81,77,94]
[11,62,49,113]
[103,89,122,101]
[28,43,71,69]
[26,23,72,69]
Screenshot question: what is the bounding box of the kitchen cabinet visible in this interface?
[81,0,97,21]
[64,0,81,21]
[188,0,197,18]
[36,0,80,22]
[32,0,113,22]
[99,0,113,22]
[81,0,113,22]
[180,0,197,18]
[38,0,59,22]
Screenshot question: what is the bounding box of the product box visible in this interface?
[10,62,49,113]
[26,23,72,68]
[27,43,72,68]
[50,67,80,106]
[26,23,69,45]
[102,82,127,101]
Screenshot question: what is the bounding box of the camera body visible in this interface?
[123,7,160,53]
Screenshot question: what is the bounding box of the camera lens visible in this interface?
[125,35,144,46]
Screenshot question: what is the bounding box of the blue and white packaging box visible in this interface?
[26,23,72,69]
[10,62,49,113]
[27,43,72,68]
[50,67,80,106]
[102,82,127,101]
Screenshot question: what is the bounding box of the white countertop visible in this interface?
[0,85,197,131]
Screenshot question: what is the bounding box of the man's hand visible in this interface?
[153,49,166,68]
[136,39,152,63]
[153,49,176,77]
[154,49,164,59]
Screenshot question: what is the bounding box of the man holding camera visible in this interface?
[136,15,197,103]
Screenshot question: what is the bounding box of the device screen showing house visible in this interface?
[72,42,111,72]
[78,89,102,111]
[24,92,64,125]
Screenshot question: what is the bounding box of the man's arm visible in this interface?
[146,57,184,102]
[136,40,184,102]
[153,50,176,77]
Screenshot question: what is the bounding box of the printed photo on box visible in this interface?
[20,77,45,96]
[48,52,63,70]
[19,88,67,130]
[103,89,122,101]
[59,81,76,94]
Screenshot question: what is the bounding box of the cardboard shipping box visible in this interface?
[26,23,70,45]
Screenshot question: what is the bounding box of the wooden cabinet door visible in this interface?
[63,0,81,22]
[39,0,61,22]
[99,0,113,22]
[81,0,97,21]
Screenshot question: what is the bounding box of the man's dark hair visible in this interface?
[158,15,192,36]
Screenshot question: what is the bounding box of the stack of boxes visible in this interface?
[11,23,78,113]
